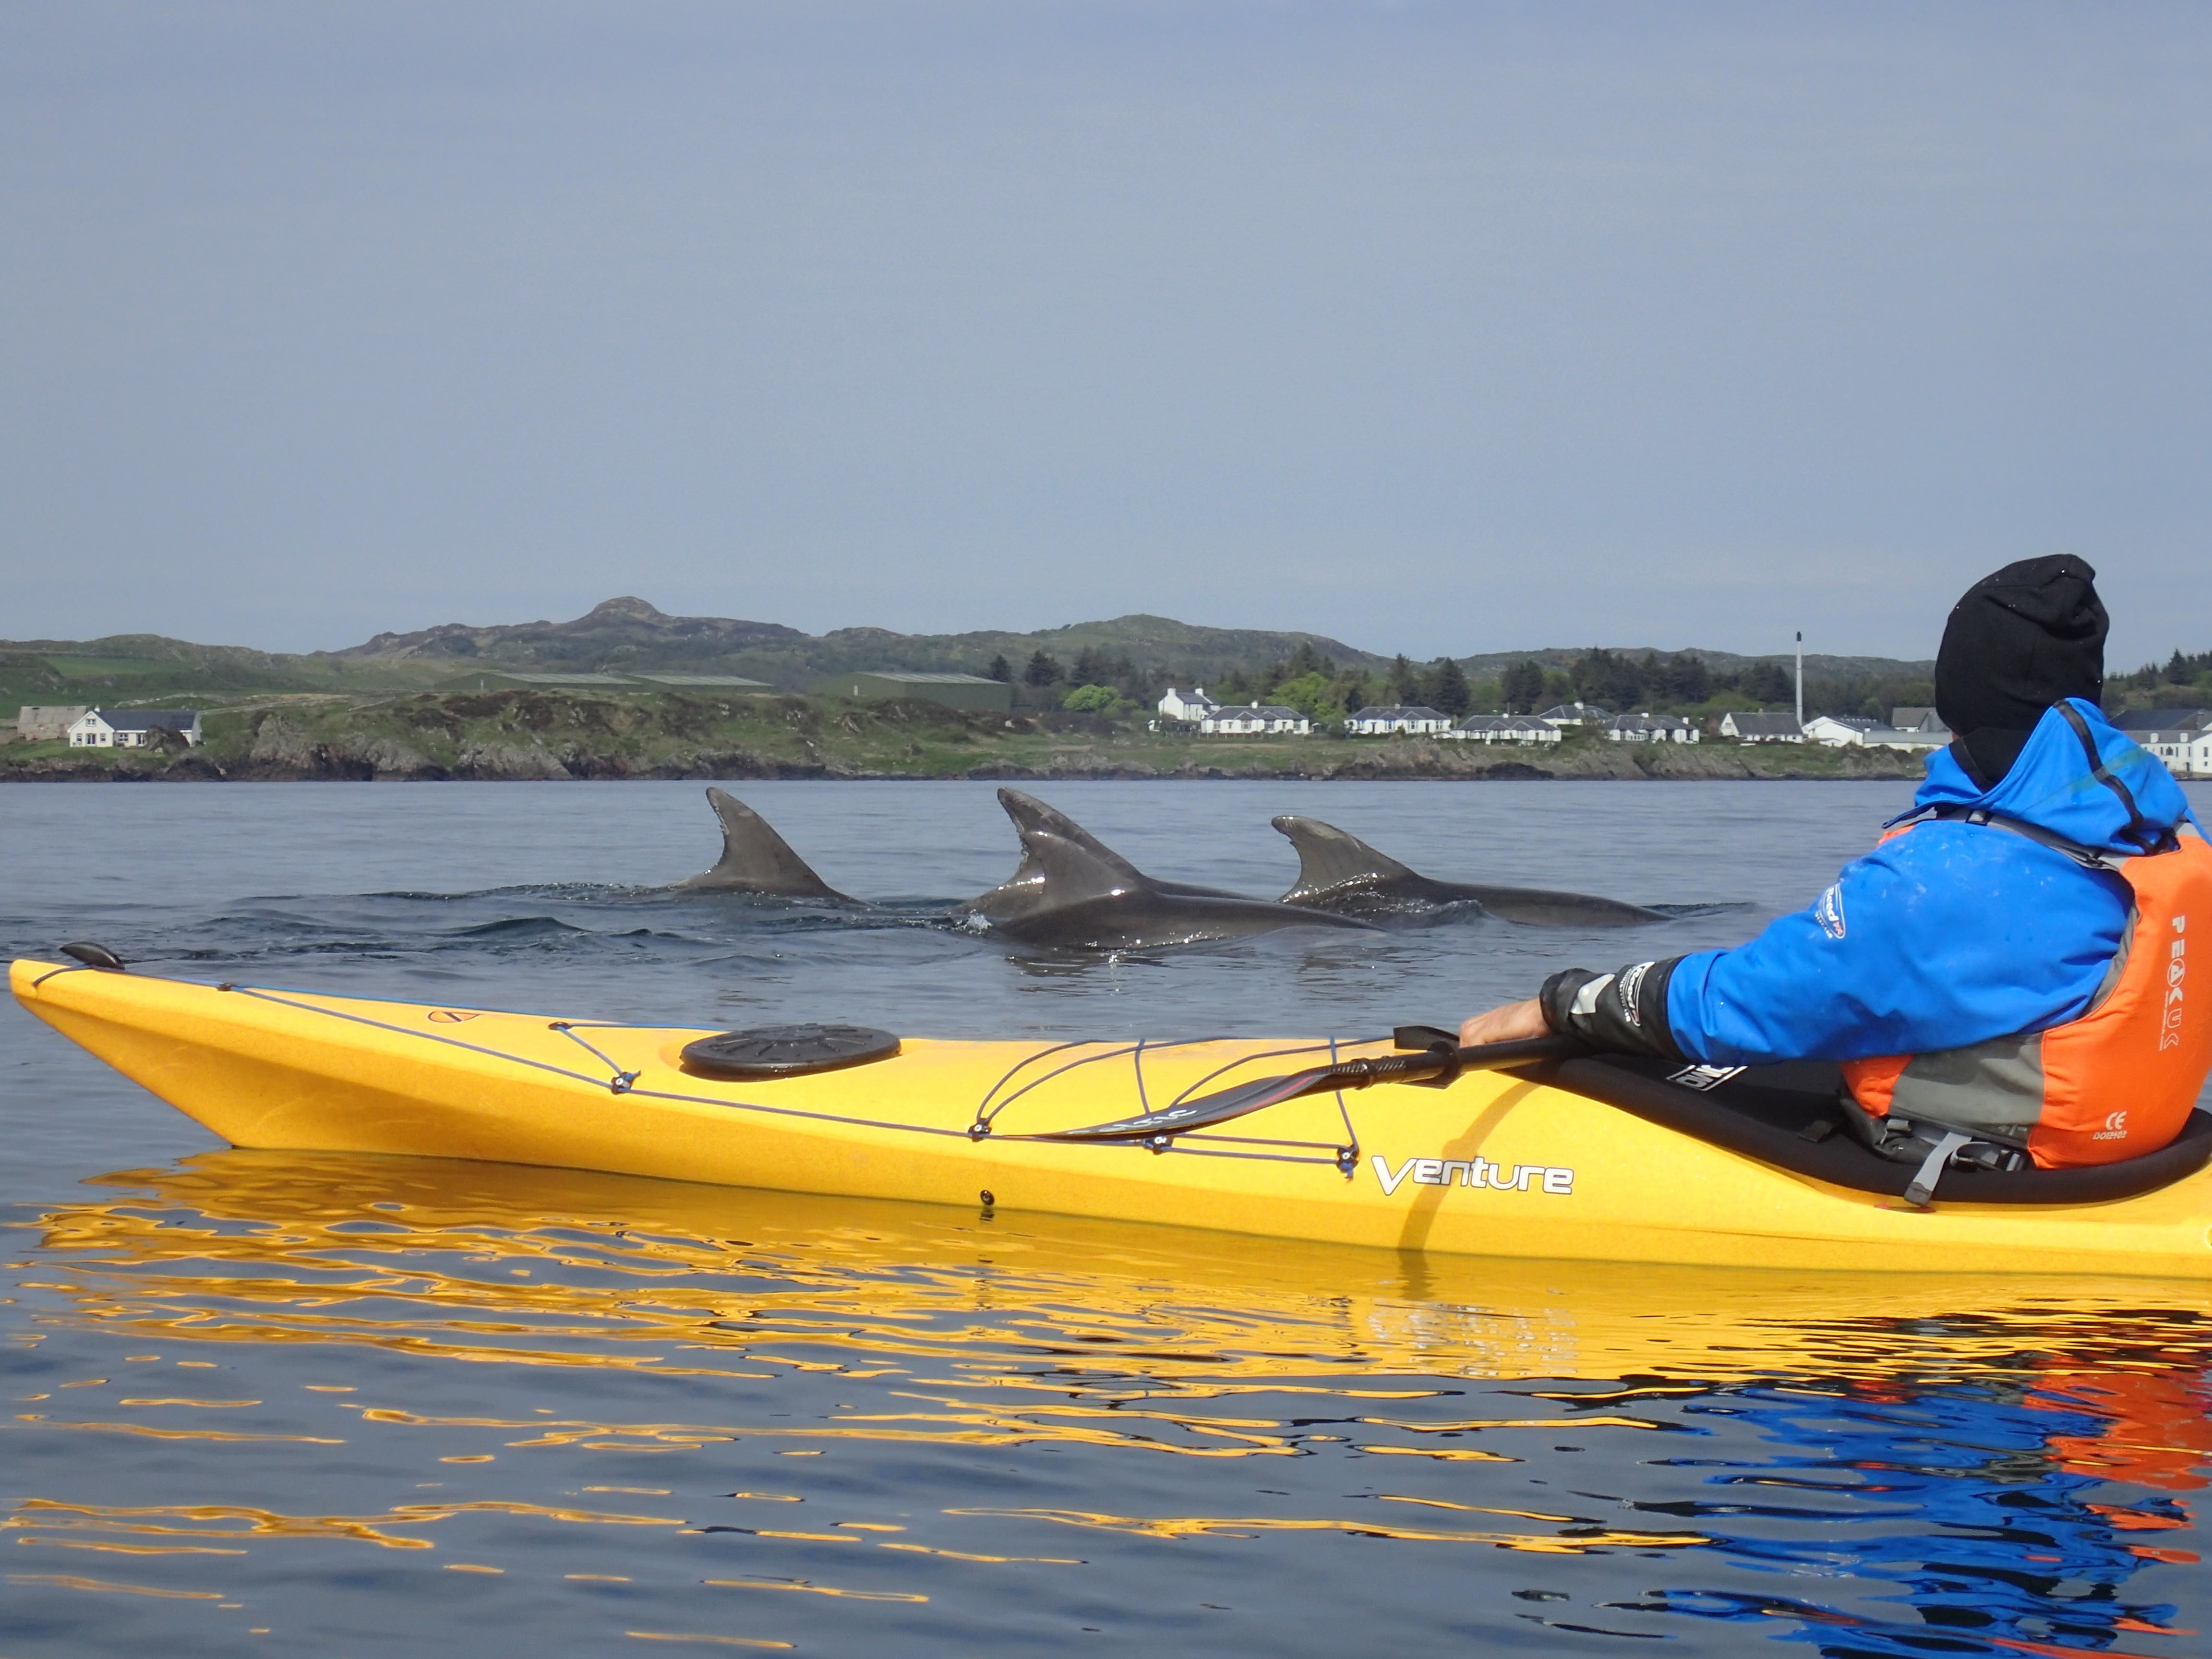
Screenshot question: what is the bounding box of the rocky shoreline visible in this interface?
[0,690,1928,783]
[0,742,1923,784]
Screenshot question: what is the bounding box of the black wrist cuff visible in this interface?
[1539,959,1684,1058]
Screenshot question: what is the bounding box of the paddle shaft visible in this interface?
[1298,1033,1576,1097]
[1031,1032,1580,1143]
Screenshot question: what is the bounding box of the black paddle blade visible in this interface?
[1035,1066,1340,1143]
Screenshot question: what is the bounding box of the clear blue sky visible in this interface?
[4,2,2207,666]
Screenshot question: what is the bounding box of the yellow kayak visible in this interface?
[16,955,2212,1279]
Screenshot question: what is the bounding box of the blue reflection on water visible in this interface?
[1593,1367,2206,1655]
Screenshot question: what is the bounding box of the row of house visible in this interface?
[1718,708,1951,749]
[1172,693,2212,771]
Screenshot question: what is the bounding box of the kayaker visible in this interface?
[1459,555,2212,1169]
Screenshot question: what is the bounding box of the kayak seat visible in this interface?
[1526,1054,2212,1205]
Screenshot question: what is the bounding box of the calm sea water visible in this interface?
[4,778,2210,1657]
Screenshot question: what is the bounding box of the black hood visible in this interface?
[1934,555,2106,788]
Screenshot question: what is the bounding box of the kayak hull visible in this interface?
[15,958,2212,1278]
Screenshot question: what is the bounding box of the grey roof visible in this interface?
[1347,705,1446,721]
[625,673,771,688]
[850,671,1003,685]
[1812,714,1881,731]
[87,708,199,730]
[1724,711,1804,735]
[476,672,640,686]
[1537,702,1610,720]
[1210,703,1303,721]
[2112,706,2212,731]
[1889,706,1948,732]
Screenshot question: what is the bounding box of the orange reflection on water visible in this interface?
[945,1506,1709,1553]
[4,1496,685,1552]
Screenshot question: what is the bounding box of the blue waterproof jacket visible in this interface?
[1660,700,2201,1067]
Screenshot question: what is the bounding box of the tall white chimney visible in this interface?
[1794,631,1804,730]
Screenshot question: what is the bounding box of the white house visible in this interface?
[1201,701,1310,736]
[1156,687,1219,724]
[2138,726,2212,780]
[1803,714,1882,747]
[1803,714,1934,750]
[1344,704,1450,736]
[1536,701,1610,729]
[68,709,203,749]
[1604,712,1700,744]
[1890,707,1951,736]
[1719,711,1806,743]
[1447,715,1560,745]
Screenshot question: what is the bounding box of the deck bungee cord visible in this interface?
[201,976,1381,1174]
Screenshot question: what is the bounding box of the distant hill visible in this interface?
[336,595,809,664]
[4,597,1938,706]
[325,598,1401,684]
[320,598,1938,683]
[1453,645,1935,682]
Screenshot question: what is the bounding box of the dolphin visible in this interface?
[676,787,857,900]
[958,790,1376,950]
[1271,814,1666,927]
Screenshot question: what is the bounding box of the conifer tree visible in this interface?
[1431,657,1471,717]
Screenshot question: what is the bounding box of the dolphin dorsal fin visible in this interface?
[1272,815,1419,901]
[1020,828,1147,909]
[995,788,1149,889]
[680,788,852,899]
[966,789,1155,924]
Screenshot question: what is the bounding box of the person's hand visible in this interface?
[1459,998,1548,1047]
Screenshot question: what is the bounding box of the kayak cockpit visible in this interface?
[1542,1054,2212,1206]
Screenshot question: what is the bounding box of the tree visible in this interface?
[1271,671,1342,721]
[1430,657,1471,717]
[1062,684,1118,713]
[1500,660,1546,714]
[1742,662,1793,706]
[2168,649,2195,685]
[1660,653,1711,706]
[985,654,1012,683]
[1024,651,1062,687]
[1385,653,1421,705]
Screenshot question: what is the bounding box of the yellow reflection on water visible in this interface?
[943,1505,1707,1553]
[16,1147,2211,1391]
[5,1496,686,1552]
[9,1144,2212,1605]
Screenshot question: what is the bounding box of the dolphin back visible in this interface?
[974,792,1372,946]
[1273,814,1666,926]
[1273,815,1425,905]
[677,788,854,900]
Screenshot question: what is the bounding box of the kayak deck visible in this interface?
[15,957,2212,1278]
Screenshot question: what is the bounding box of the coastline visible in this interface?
[0,688,1927,783]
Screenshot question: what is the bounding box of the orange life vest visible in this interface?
[1841,819,2212,1168]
